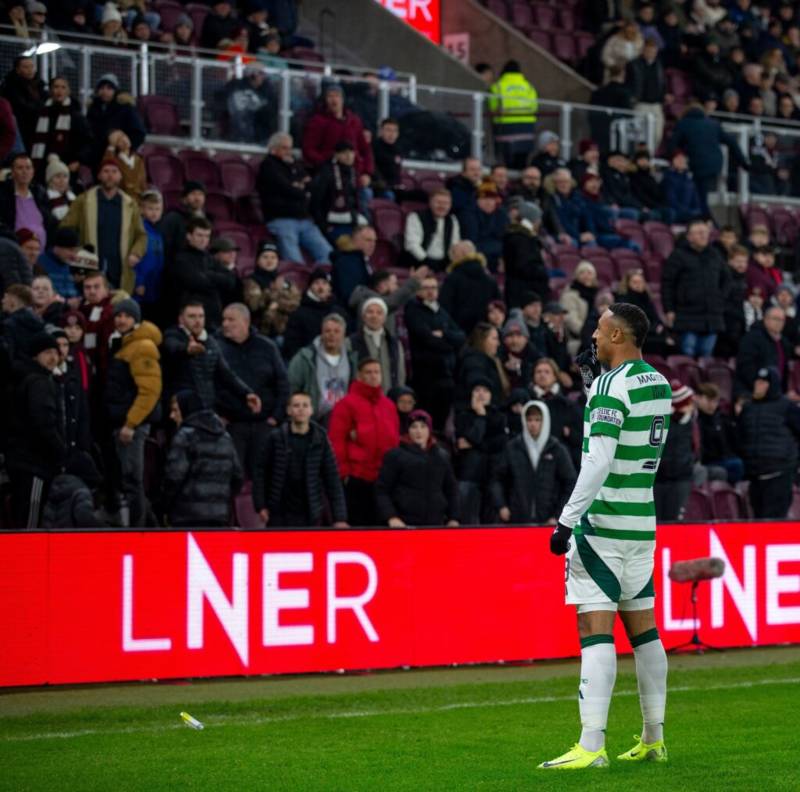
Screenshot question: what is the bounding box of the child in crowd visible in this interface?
[45,155,76,222]
[135,190,165,323]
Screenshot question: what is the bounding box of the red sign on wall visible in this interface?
[1,523,799,687]
[375,0,441,43]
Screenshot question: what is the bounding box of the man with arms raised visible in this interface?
[539,303,671,770]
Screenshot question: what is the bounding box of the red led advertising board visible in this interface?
[1,522,799,687]
[375,0,441,43]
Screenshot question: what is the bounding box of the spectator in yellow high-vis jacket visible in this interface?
[488,61,539,170]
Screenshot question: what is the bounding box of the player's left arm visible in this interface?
[551,377,629,554]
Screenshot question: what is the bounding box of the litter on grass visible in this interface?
[180,712,204,730]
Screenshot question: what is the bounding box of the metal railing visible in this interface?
[0,31,655,166]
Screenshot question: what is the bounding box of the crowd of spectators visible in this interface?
[2,1,800,530]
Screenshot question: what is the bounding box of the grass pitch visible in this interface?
[0,647,797,792]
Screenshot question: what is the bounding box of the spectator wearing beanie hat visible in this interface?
[349,295,406,392]
[38,226,81,299]
[6,330,66,528]
[100,2,128,44]
[87,72,146,170]
[503,200,549,309]
[529,131,566,177]
[376,408,459,527]
[654,379,703,522]
[498,316,541,390]
[105,297,162,527]
[159,179,209,265]
[282,267,348,361]
[60,154,147,293]
[45,155,77,222]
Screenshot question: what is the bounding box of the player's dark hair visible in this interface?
[609,302,650,348]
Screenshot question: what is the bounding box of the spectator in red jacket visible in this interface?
[328,357,399,526]
[746,245,783,301]
[302,82,374,180]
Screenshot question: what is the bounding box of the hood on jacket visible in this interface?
[447,252,488,275]
[521,399,551,471]
[183,408,226,436]
[754,365,782,401]
[121,320,163,350]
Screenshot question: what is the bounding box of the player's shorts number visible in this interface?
[649,415,666,447]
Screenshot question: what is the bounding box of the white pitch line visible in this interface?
[2,676,798,743]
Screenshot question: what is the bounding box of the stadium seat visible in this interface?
[284,47,326,71]
[644,354,675,381]
[146,152,184,191]
[710,485,742,520]
[666,68,692,100]
[154,1,185,32]
[236,194,264,226]
[204,190,235,221]
[185,3,208,35]
[527,28,551,50]
[575,32,595,60]
[162,188,183,211]
[552,32,577,64]
[643,222,675,261]
[417,174,446,194]
[371,239,398,270]
[610,249,643,279]
[683,488,714,521]
[372,202,404,246]
[614,219,647,253]
[770,207,798,246]
[588,257,616,286]
[741,204,770,232]
[667,356,703,389]
[486,0,508,20]
[556,252,581,277]
[138,96,181,135]
[178,151,222,189]
[531,3,557,28]
[557,8,576,31]
[220,160,256,199]
[510,0,533,28]
[399,172,418,191]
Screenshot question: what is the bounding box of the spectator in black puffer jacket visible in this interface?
[654,381,702,522]
[282,268,348,362]
[714,244,748,358]
[6,332,66,528]
[252,391,348,528]
[0,228,32,291]
[491,400,575,524]
[661,219,730,358]
[439,242,501,335]
[41,453,106,529]
[376,410,459,527]
[502,201,549,310]
[454,376,508,525]
[216,303,288,477]
[162,390,244,528]
[738,366,800,519]
[455,322,510,411]
[2,283,44,359]
[163,301,261,414]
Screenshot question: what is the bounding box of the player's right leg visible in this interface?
[617,606,668,762]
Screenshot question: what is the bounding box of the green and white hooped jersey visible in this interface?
[578,359,672,541]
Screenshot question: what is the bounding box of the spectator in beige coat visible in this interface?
[559,260,598,356]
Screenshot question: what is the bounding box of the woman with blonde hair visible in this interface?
[560,260,597,356]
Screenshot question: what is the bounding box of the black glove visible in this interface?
[575,342,601,392]
[550,522,573,555]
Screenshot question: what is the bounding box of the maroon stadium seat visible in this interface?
[486,0,508,20]
[587,256,615,286]
[234,493,265,529]
[138,96,181,135]
[220,160,256,199]
[155,1,185,32]
[683,488,714,521]
[741,204,770,232]
[710,484,742,520]
[510,0,533,28]
[162,188,182,211]
[185,3,208,34]
[178,151,222,189]
[371,239,398,270]
[575,32,595,60]
[552,32,577,63]
[417,174,446,194]
[558,7,576,31]
[644,221,675,260]
[236,194,264,226]
[666,68,692,100]
[644,354,675,381]
[735,480,754,518]
[770,207,798,246]
[372,202,404,245]
[527,28,551,51]
[531,3,557,28]
[204,190,235,221]
[145,152,184,191]
[555,252,581,277]
[614,219,647,253]
[399,172,417,191]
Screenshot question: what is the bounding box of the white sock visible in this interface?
[578,635,617,752]
[632,628,667,744]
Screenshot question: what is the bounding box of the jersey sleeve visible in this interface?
[587,373,630,441]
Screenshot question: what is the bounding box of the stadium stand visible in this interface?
[1,0,800,530]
